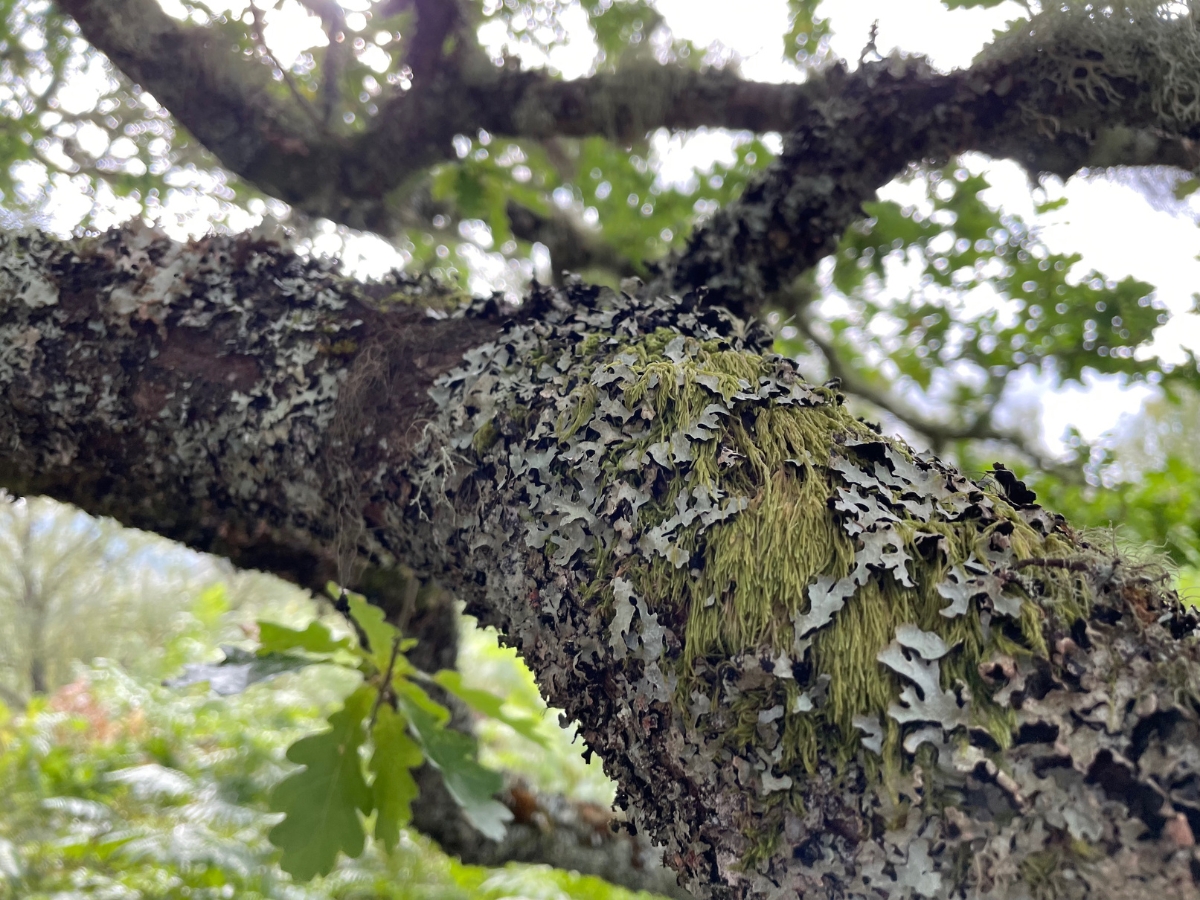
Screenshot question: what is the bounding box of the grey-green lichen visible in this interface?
[980,1,1200,135]
[0,224,468,581]
[6,224,1199,899]
[422,280,1077,763]
[414,280,1199,899]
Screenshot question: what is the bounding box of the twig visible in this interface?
[251,4,324,131]
[368,634,404,732]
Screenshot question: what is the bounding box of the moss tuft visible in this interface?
[578,331,1094,779]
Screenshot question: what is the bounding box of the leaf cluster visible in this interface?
[0,650,646,900]
[170,585,546,880]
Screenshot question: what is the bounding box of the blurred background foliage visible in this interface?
[0,0,1199,894]
[0,521,621,898]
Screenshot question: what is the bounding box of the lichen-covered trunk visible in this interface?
[1,227,1199,900]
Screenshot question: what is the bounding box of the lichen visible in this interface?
[416,281,1112,857]
[5,225,1198,899]
[980,1,1200,135]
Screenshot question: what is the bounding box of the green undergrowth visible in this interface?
[573,331,1094,779]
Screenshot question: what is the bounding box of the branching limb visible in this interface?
[250,3,323,131]
[506,200,639,285]
[410,767,690,899]
[792,306,1083,479]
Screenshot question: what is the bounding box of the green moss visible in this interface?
[472,420,500,453]
[557,384,599,440]
[427,290,1107,866]
[577,332,1093,786]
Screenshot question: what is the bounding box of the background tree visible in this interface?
[0,1,1199,898]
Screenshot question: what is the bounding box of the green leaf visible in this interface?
[344,590,401,670]
[395,679,451,726]
[258,619,349,655]
[1175,177,1200,201]
[369,705,423,851]
[400,695,512,841]
[191,585,230,627]
[269,686,374,879]
[581,0,663,63]
[432,670,549,748]
[165,646,316,695]
[942,0,1008,7]
[784,0,831,62]
[1034,196,1069,214]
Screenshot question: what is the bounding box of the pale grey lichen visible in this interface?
[5,225,1200,900]
[981,1,1200,135]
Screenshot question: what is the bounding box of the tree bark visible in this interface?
[57,0,1200,240]
[1,225,1199,900]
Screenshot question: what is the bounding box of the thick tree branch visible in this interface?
[404,0,469,84]
[15,10,1200,900]
[58,0,1200,255]
[3,227,1199,900]
[57,0,329,202]
[56,0,814,232]
[505,200,639,284]
[666,40,1200,312]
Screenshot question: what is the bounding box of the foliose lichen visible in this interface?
[415,279,1197,899]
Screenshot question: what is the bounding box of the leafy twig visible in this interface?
[368,634,404,732]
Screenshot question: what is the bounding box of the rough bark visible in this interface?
[0,225,686,894]
[2,226,1200,900]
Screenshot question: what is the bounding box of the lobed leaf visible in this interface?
[369,705,423,851]
[400,695,512,841]
[165,646,317,696]
[433,669,550,748]
[268,686,374,879]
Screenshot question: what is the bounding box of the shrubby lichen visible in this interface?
[980,1,1200,135]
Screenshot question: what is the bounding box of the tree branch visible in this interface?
[3,226,1198,900]
[665,37,1200,313]
[505,200,638,285]
[57,0,329,203]
[791,307,1083,479]
[56,0,814,232]
[404,0,468,85]
[411,767,690,899]
[58,0,1200,254]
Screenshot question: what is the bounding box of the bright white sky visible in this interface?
[52,0,1200,454]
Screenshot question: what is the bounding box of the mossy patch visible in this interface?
[421,283,1200,899]
[570,329,1092,782]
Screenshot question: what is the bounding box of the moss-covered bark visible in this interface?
[418,278,1200,900]
[2,227,1200,900]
